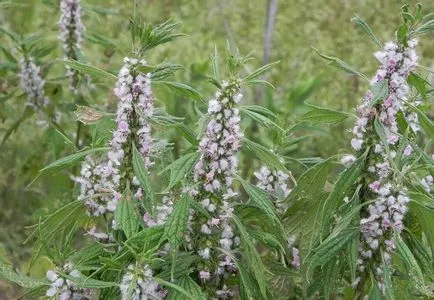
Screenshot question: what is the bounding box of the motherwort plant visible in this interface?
[311,6,434,298]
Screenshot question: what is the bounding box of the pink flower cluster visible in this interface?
[46,263,90,299]
[254,165,292,213]
[188,79,243,297]
[349,40,419,291]
[143,195,173,227]
[75,58,154,215]
[19,57,49,110]
[106,57,154,210]
[351,40,418,152]
[120,263,165,300]
[59,0,85,93]
[73,155,114,216]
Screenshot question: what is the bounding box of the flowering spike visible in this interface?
[19,57,49,110]
[186,78,243,297]
[59,0,85,92]
[348,38,419,291]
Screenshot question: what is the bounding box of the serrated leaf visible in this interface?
[39,147,109,174]
[313,48,368,81]
[407,73,427,99]
[369,79,389,108]
[114,186,140,239]
[166,275,206,300]
[164,195,190,249]
[154,277,195,299]
[408,104,434,139]
[240,106,284,133]
[232,214,268,299]
[62,59,116,81]
[414,19,434,35]
[160,152,200,191]
[132,142,156,216]
[395,234,431,296]
[63,273,118,289]
[320,153,365,235]
[237,177,280,226]
[243,61,280,81]
[0,261,47,288]
[243,138,286,171]
[351,15,382,48]
[153,81,202,101]
[299,103,350,124]
[307,228,358,277]
[150,63,183,81]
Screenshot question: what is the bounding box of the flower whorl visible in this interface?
[45,263,90,299]
[349,39,419,291]
[59,0,85,92]
[187,79,243,296]
[19,57,49,110]
[254,165,292,213]
[120,263,164,300]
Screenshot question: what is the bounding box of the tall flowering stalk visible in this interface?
[187,79,243,297]
[348,38,419,291]
[59,0,85,93]
[19,57,49,111]
[75,58,154,216]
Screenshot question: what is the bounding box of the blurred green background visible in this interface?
[1,0,433,297]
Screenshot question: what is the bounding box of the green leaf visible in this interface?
[153,81,202,101]
[232,214,268,299]
[307,228,358,277]
[407,72,427,99]
[114,186,140,239]
[160,152,200,191]
[320,153,365,235]
[351,15,382,48]
[299,103,350,124]
[397,23,408,44]
[132,142,156,216]
[414,19,434,35]
[240,106,285,133]
[62,59,116,81]
[166,275,206,300]
[154,277,195,299]
[369,79,389,108]
[313,48,368,81]
[0,261,47,288]
[243,138,287,172]
[243,61,280,81]
[409,192,434,253]
[63,273,118,289]
[38,147,109,174]
[1,106,34,146]
[408,104,434,139]
[164,195,190,249]
[150,63,183,81]
[27,201,87,268]
[395,234,431,296]
[237,177,280,226]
